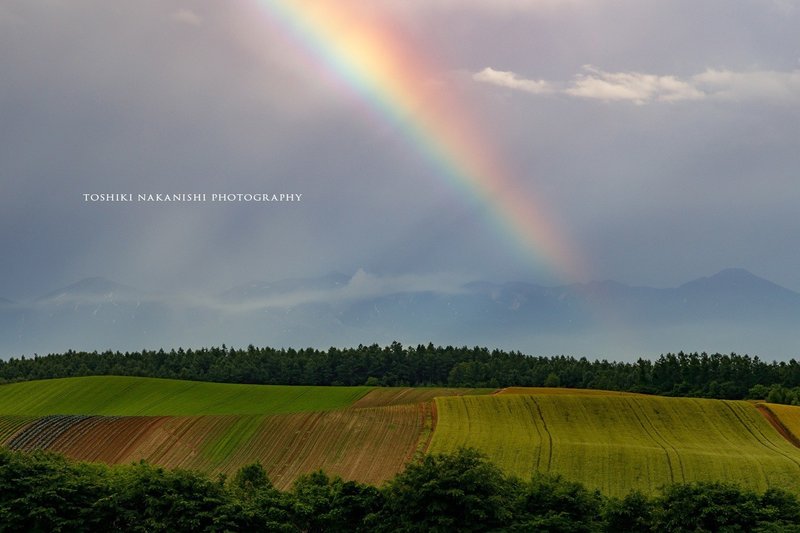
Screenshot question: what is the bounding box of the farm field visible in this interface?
[0,415,36,443]
[352,386,493,407]
[757,403,800,447]
[0,377,437,488]
[5,377,800,495]
[0,376,371,415]
[429,394,800,496]
[496,387,645,397]
[1,403,430,489]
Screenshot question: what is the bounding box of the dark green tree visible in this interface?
[508,473,604,532]
[0,449,110,532]
[289,470,383,532]
[652,481,761,532]
[103,461,231,532]
[380,447,512,532]
[602,490,653,533]
[224,463,293,531]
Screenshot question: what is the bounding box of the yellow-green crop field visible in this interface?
[496,387,645,397]
[761,403,800,439]
[429,394,800,496]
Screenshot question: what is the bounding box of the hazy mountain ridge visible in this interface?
[1,269,798,360]
[220,272,351,302]
[36,277,139,302]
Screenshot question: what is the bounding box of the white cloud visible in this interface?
[693,68,800,103]
[436,0,587,9]
[473,67,554,94]
[172,9,202,27]
[387,0,589,13]
[565,65,705,104]
[475,64,800,105]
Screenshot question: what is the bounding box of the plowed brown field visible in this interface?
[4,403,428,489]
[0,416,34,443]
[216,403,428,488]
[6,415,92,451]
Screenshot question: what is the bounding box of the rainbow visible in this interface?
[254,0,585,281]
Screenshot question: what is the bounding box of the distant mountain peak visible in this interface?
[71,276,119,287]
[711,267,757,280]
[694,268,762,284]
[679,268,794,295]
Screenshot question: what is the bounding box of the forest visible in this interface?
[2,343,800,402]
[2,446,800,532]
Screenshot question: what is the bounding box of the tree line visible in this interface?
[2,446,799,532]
[2,343,800,402]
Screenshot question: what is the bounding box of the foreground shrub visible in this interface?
[3,447,800,531]
[380,447,512,532]
[508,473,605,532]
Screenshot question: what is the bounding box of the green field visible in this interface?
[429,394,800,496]
[0,376,370,416]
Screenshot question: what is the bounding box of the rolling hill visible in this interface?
[3,377,800,494]
[0,376,370,416]
[429,393,800,496]
[0,377,487,488]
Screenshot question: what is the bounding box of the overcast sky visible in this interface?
[1,0,799,300]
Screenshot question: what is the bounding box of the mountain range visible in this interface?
[1,269,798,360]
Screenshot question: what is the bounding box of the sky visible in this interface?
[1,0,799,301]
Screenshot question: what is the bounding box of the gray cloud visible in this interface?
[28,270,469,314]
[1,0,799,351]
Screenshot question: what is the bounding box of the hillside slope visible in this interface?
[0,377,446,488]
[0,376,370,415]
[429,394,800,496]
[2,404,432,489]
[5,378,800,495]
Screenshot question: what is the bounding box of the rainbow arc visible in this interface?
[256,0,586,282]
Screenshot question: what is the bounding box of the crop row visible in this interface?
[214,402,426,488]
[0,416,36,444]
[47,415,121,455]
[7,415,92,451]
[58,417,171,464]
[4,402,427,489]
